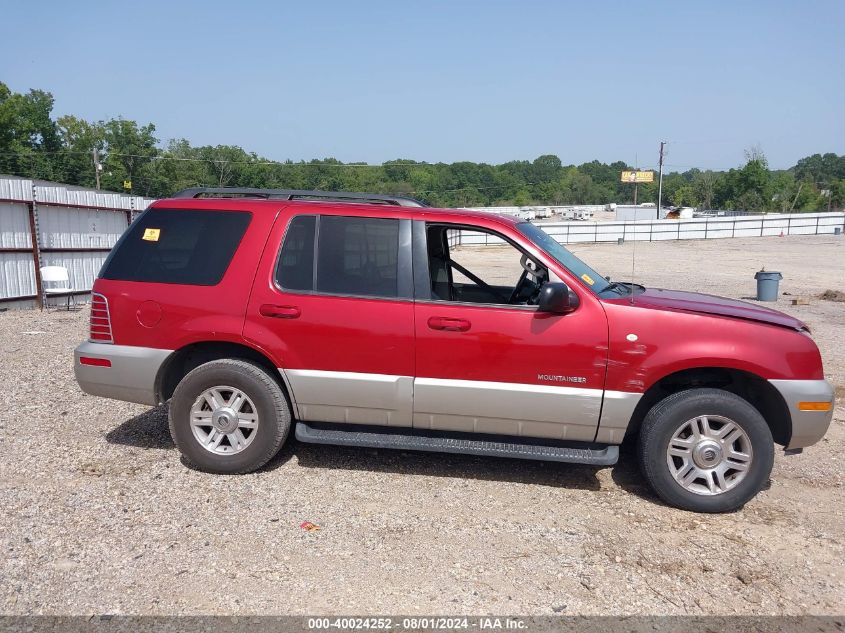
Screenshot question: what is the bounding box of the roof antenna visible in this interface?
[629,211,637,305]
[630,141,665,304]
[629,153,638,304]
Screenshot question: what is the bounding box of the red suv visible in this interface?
[74,188,834,512]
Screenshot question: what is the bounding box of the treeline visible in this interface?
[1,82,843,211]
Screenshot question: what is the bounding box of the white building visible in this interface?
[461,203,612,221]
[615,205,669,221]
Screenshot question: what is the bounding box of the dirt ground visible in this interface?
[1,234,843,616]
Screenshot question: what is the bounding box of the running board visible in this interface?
[295,422,619,466]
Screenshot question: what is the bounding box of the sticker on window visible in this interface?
[142,228,161,242]
[581,273,595,285]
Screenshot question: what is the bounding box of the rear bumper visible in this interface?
[73,342,172,406]
[769,379,835,449]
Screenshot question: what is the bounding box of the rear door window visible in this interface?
[276,215,316,291]
[274,214,405,299]
[316,216,399,298]
[100,208,251,285]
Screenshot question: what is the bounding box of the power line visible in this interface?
[0,149,432,168]
[0,149,668,172]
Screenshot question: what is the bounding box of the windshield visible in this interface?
[517,222,611,294]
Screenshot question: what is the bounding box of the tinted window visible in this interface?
[100,209,251,285]
[276,215,316,290]
[316,216,399,298]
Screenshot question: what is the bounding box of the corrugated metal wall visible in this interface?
[0,201,31,248]
[39,251,111,290]
[0,201,36,300]
[0,177,154,307]
[32,184,149,210]
[0,178,34,201]
[38,206,128,249]
[0,252,37,298]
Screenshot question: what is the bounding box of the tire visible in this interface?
[169,359,291,474]
[638,388,774,513]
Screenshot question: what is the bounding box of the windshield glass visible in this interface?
[517,222,611,294]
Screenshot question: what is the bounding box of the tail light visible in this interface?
[89,293,114,343]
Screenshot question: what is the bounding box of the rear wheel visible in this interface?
[169,359,291,473]
[638,388,774,513]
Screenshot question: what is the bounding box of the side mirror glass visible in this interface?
[538,282,579,314]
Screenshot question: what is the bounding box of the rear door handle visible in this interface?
[427,316,471,332]
[259,304,301,319]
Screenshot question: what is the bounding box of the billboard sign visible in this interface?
[621,170,654,183]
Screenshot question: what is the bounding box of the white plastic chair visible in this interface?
[40,266,76,310]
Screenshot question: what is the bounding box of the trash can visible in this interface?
[835,227,842,236]
[754,270,782,301]
[617,237,624,245]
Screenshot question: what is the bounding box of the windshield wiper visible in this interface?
[604,281,645,295]
[604,281,632,294]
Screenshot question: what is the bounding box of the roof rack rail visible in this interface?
[171,187,427,207]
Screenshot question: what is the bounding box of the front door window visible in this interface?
[425,224,546,306]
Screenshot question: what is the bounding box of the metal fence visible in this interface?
[0,177,153,309]
[452,211,845,246]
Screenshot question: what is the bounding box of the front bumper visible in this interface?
[769,379,836,449]
[74,342,173,406]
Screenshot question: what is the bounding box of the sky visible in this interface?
[1,0,843,171]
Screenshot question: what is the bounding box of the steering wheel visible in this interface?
[507,269,529,304]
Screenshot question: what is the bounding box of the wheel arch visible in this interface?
[155,341,293,410]
[624,366,791,446]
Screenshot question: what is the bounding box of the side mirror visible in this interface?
[538,282,579,314]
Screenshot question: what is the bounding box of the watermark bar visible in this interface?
[0,616,842,633]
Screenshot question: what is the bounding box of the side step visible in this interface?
[295,422,619,466]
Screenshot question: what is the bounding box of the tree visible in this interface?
[770,171,800,212]
[693,170,716,210]
[0,82,63,179]
[830,180,845,210]
[671,185,697,207]
[531,154,562,183]
[793,153,845,183]
[56,115,105,187]
[100,118,158,194]
[195,145,252,187]
[731,150,772,211]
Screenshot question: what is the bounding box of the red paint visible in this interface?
[136,300,163,328]
[427,316,472,332]
[88,197,827,398]
[600,299,823,394]
[258,304,301,319]
[622,288,807,330]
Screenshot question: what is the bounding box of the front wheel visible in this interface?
[169,359,291,474]
[638,388,774,513]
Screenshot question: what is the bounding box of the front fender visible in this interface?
[602,303,824,393]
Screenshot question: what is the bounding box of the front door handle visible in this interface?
[427,316,471,332]
[260,304,301,319]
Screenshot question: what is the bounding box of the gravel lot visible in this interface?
[1,235,843,616]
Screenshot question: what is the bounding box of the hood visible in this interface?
[626,288,808,330]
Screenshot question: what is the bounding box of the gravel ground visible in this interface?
[1,235,843,616]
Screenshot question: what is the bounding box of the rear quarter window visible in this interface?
[100,208,251,285]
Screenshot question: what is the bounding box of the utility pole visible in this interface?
[789,182,803,212]
[633,152,638,205]
[656,141,666,217]
[93,148,101,190]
